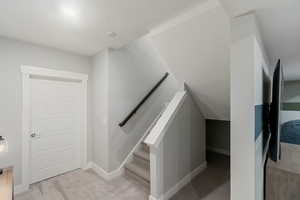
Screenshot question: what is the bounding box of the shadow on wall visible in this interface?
[189,90,221,120]
[206,119,230,155]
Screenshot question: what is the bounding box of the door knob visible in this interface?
[30,133,37,138]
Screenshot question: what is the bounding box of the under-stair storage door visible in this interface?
[30,77,82,184]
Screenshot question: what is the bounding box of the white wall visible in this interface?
[92,38,179,172]
[0,37,92,185]
[231,34,256,200]
[284,81,300,102]
[149,2,231,120]
[92,50,109,171]
[231,14,270,200]
[282,111,300,124]
[284,61,300,81]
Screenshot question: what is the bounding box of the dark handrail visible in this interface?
[119,72,169,127]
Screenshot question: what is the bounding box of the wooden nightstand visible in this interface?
[0,167,13,200]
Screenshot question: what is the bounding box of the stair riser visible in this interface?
[125,169,150,186]
[124,142,151,188]
[134,154,150,165]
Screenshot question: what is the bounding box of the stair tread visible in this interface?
[134,149,150,161]
[125,160,150,182]
[125,169,150,186]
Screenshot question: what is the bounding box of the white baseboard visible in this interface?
[82,162,93,170]
[163,161,207,200]
[149,195,161,200]
[190,161,207,179]
[85,162,124,181]
[14,184,29,195]
[207,146,230,156]
[150,161,207,200]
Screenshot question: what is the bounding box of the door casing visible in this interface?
[21,66,88,191]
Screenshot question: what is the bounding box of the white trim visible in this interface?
[21,73,30,193]
[207,146,230,156]
[116,103,168,172]
[81,80,88,167]
[118,131,148,170]
[21,66,88,81]
[148,0,220,37]
[149,195,159,200]
[162,162,207,200]
[21,66,88,191]
[14,184,28,195]
[85,162,124,181]
[149,162,207,200]
[82,161,93,171]
[145,91,186,148]
[116,126,151,170]
[149,146,163,200]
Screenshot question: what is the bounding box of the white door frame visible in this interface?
[21,66,88,190]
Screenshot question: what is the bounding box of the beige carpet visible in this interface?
[266,165,300,200]
[16,152,230,200]
[15,169,149,200]
[171,152,230,200]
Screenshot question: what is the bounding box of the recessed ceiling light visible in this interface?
[107,32,118,38]
[60,4,79,20]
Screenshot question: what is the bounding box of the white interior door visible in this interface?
[30,77,82,183]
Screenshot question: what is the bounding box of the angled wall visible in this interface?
[149,0,231,120]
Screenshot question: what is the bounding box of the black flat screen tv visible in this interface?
[269,60,284,162]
